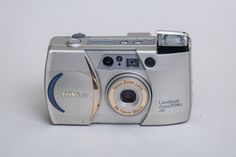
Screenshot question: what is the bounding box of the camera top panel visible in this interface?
[49,31,191,54]
[87,38,155,45]
[86,31,156,46]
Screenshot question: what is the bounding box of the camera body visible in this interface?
[45,30,192,125]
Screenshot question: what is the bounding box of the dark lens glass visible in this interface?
[120,90,136,103]
[103,56,114,66]
[144,57,155,67]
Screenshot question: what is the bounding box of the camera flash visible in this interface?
[157,31,188,47]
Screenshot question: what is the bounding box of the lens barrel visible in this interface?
[106,74,151,116]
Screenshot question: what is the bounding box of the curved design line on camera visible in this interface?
[85,56,101,120]
[48,73,65,113]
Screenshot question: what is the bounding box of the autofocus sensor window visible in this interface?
[120,90,136,103]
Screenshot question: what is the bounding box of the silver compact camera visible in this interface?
[45,30,192,125]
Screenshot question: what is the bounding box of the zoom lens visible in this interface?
[120,90,136,103]
[107,74,151,116]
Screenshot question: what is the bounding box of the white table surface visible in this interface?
[0,0,236,156]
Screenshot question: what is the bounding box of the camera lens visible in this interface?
[103,56,114,66]
[120,90,136,103]
[107,74,150,116]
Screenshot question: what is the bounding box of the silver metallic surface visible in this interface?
[84,56,101,120]
[45,30,192,125]
[66,38,82,47]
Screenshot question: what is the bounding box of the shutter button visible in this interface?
[72,33,86,38]
[67,38,81,47]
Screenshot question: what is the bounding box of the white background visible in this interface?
[0,0,236,156]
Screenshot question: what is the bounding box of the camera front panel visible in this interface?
[45,30,191,125]
[86,51,152,124]
[45,51,100,125]
[137,50,192,125]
